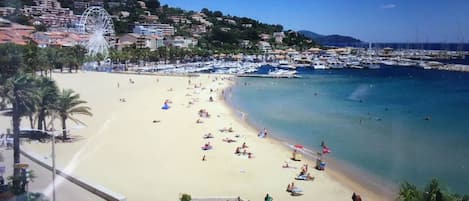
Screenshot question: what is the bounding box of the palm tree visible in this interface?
[70,45,87,73]
[36,47,51,77]
[35,77,59,131]
[398,179,469,201]
[398,182,422,201]
[23,41,39,74]
[0,43,24,78]
[55,89,92,141]
[424,179,444,201]
[1,73,39,192]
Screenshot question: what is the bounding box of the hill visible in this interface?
[298,30,362,46]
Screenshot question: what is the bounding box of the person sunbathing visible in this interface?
[220,127,234,133]
[286,182,295,192]
[223,138,236,143]
[235,147,241,154]
[196,119,203,124]
[202,142,212,150]
[203,133,213,139]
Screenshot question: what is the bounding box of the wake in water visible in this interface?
[348,84,371,102]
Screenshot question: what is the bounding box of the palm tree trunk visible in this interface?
[37,111,44,130]
[28,114,34,129]
[12,98,21,192]
[62,117,67,142]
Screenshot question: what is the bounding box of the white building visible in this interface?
[258,41,272,53]
[171,36,197,48]
[138,24,175,36]
[118,33,164,51]
[273,32,285,44]
[133,25,163,37]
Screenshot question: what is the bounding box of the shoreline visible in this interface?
[221,77,396,201]
[7,72,397,200]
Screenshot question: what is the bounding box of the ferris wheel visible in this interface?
[78,6,115,57]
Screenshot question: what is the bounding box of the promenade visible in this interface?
[0,147,104,201]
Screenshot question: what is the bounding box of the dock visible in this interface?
[237,74,301,78]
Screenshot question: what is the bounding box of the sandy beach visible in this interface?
[0,72,390,201]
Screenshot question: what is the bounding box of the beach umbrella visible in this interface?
[294,144,304,149]
[322,146,331,154]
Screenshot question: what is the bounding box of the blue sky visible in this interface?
[160,0,469,43]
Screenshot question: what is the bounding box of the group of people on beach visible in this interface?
[296,164,315,181]
[258,128,268,138]
[198,109,210,118]
[234,142,253,159]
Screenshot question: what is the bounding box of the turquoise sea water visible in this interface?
[228,67,469,194]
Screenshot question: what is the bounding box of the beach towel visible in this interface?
[201,146,212,150]
[161,104,170,110]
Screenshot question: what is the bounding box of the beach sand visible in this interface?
[0,72,390,201]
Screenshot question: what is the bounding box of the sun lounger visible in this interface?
[295,175,307,180]
[291,187,303,196]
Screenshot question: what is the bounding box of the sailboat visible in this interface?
[361,42,380,69]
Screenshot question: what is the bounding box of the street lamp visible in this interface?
[23,125,84,201]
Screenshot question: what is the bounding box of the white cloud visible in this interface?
[381,4,396,9]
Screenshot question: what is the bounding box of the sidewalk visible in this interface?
[0,147,104,201]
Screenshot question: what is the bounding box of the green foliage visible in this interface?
[180,193,191,201]
[0,43,25,78]
[399,182,422,201]
[34,24,48,32]
[398,179,469,201]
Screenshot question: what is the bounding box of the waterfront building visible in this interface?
[170,36,198,48]
[32,31,89,47]
[118,33,164,50]
[258,41,272,53]
[0,7,16,17]
[0,18,35,45]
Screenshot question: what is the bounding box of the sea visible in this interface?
[227,65,469,194]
